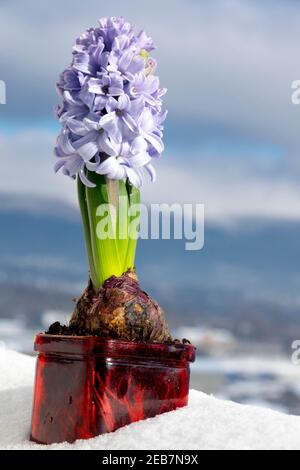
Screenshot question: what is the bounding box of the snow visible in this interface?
[1,347,300,450]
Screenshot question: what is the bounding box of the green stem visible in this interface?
[79,171,141,289]
[86,172,122,288]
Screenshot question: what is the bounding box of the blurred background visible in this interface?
[1,0,300,414]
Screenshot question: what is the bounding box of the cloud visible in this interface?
[2,127,300,226]
[143,157,300,226]
[0,129,75,204]
[1,1,300,227]
[1,0,300,150]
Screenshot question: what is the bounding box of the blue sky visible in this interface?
[1,0,300,225]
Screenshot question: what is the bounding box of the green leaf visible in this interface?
[77,177,98,288]
[125,181,141,270]
[116,179,130,269]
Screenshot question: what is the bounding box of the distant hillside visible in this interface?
[1,192,300,346]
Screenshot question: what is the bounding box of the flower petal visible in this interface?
[54,159,65,173]
[146,76,160,94]
[145,163,156,182]
[94,95,107,110]
[98,132,120,156]
[67,119,87,136]
[125,166,142,187]
[63,91,79,106]
[131,136,148,154]
[100,112,122,142]
[127,151,151,168]
[97,157,126,179]
[119,49,134,72]
[130,97,145,119]
[105,97,119,113]
[76,142,99,161]
[73,132,99,161]
[88,78,104,94]
[86,154,101,171]
[73,53,93,75]
[144,132,164,154]
[84,116,101,131]
[122,112,137,133]
[128,56,145,76]
[108,86,124,96]
[118,94,130,111]
[65,154,83,175]
[58,131,75,155]
[79,86,94,109]
[79,163,96,187]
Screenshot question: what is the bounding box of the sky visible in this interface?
[1,0,300,226]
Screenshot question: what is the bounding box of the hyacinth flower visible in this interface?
[51,16,171,342]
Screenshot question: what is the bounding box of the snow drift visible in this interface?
[0,346,300,450]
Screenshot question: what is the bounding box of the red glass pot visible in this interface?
[30,334,196,445]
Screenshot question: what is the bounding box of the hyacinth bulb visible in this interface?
[68,271,171,343]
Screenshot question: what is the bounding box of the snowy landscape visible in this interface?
[1,346,300,450]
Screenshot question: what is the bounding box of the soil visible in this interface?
[45,321,191,345]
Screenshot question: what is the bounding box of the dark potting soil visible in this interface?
[45,321,191,345]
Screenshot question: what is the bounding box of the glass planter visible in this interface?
[30,334,196,445]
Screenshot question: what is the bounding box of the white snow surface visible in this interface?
[1,347,300,450]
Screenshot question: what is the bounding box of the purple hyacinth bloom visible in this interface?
[88,73,124,111]
[96,136,153,187]
[73,33,105,76]
[67,116,119,161]
[138,108,164,154]
[98,17,133,50]
[99,95,143,143]
[57,69,84,96]
[107,46,145,82]
[129,72,160,105]
[54,16,167,188]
